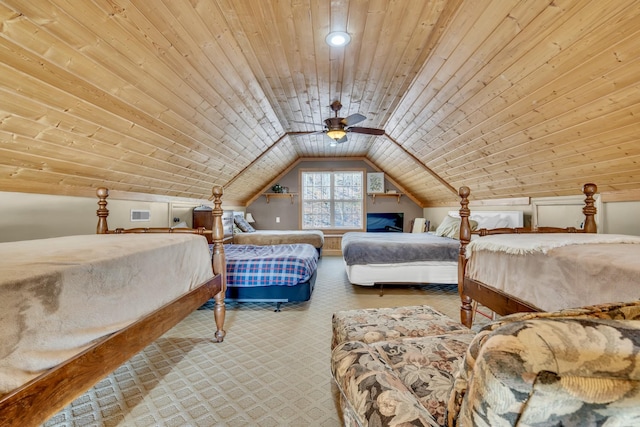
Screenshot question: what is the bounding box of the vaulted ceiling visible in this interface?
[1,0,639,206]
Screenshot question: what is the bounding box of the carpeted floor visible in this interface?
[44,256,484,427]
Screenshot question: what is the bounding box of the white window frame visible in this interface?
[300,169,365,230]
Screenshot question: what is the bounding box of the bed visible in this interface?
[231,213,324,255]
[457,183,640,328]
[225,243,319,311]
[341,211,523,292]
[0,186,227,427]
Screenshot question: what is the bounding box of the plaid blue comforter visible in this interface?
[224,243,319,288]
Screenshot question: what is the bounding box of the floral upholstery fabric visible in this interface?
[448,300,640,426]
[332,334,476,426]
[331,305,474,426]
[331,305,471,350]
[452,318,640,426]
[331,300,640,427]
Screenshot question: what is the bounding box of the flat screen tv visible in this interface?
[366,212,404,232]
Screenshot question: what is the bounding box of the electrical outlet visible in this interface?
[276,217,280,223]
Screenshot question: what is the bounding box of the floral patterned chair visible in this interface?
[331,301,640,426]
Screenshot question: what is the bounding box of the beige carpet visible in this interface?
[44,256,485,427]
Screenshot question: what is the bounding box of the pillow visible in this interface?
[435,215,478,239]
[474,215,499,230]
[234,215,256,233]
[233,224,244,234]
[474,215,511,230]
[494,216,511,229]
[171,221,188,229]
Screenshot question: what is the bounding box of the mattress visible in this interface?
[0,234,214,394]
[466,235,640,312]
[225,243,319,288]
[233,230,324,249]
[341,232,460,265]
[344,261,458,287]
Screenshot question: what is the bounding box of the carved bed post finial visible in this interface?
[458,186,474,327]
[458,186,471,244]
[582,183,597,233]
[96,187,110,234]
[208,185,226,342]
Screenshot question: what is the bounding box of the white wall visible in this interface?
[3,189,638,243]
[425,197,640,236]
[0,191,166,242]
[603,201,640,235]
[0,191,244,243]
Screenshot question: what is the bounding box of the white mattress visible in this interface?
[0,234,214,394]
[344,260,458,286]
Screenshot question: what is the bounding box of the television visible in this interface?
[366,212,404,232]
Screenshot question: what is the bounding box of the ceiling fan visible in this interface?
[299,101,385,145]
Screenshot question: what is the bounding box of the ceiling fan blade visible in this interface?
[343,113,366,126]
[348,127,385,136]
[288,130,325,137]
[336,134,348,144]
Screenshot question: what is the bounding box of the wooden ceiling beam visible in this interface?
[381,133,457,195]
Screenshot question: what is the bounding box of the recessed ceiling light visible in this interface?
[325,31,351,47]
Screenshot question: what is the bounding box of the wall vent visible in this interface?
[131,209,151,222]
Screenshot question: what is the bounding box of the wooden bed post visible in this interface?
[209,185,227,343]
[95,186,227,342]
[582,183,597,233]
[458,186,473,328]
[96,187,109,234]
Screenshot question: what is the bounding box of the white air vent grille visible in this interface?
[131,209,151,222]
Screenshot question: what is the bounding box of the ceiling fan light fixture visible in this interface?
[326,129,346,140]
[325,31,351,47]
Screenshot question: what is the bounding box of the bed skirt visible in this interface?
[226,269,317,303]
[344,260,458,286]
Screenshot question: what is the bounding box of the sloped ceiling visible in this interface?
[0,0,639,206]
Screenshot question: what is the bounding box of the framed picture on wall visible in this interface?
[367,172,385,193]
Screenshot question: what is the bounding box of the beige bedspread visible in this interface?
[0,234,214,394]
[467,240,640,312]
[466,233,640,257]
[233,229,324,249]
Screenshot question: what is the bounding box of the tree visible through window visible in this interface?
[301,171,363,229]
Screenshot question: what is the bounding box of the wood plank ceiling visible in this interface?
[0,0,639,206]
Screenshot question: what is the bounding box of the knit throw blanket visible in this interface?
[466,233,640,258]
[0,234,214,394]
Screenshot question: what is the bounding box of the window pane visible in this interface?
[302,171,363,229]
[335,201,362,228]
[304,172,331,201]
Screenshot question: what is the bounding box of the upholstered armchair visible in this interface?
[331,301,640,426]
